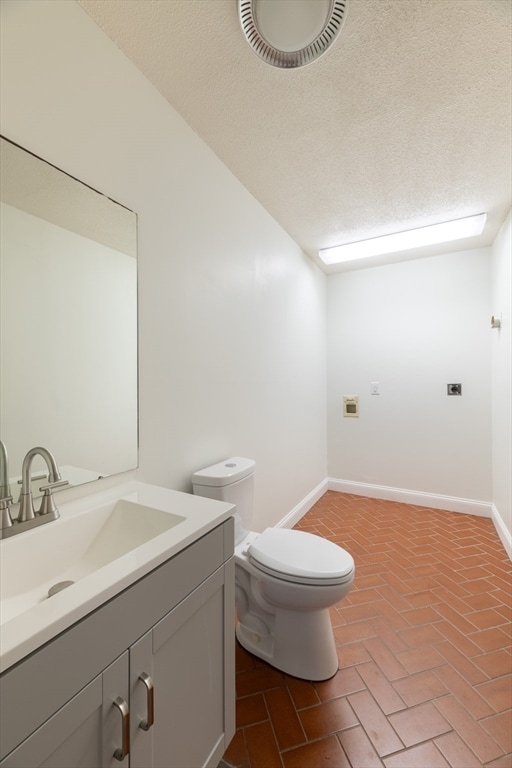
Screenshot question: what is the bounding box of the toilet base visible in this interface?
[236,607,339,681]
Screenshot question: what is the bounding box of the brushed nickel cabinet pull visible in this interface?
[139,672,155,731]
[113,696,130,761]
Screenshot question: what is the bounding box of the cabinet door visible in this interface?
[102,652,130,768]
[0,653,129,768]
[0,677,103,768]
[148,566,234,768]
[128,630,153,768]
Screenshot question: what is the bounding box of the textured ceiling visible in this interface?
[78,0,512,272]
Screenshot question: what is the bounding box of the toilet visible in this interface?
[192,457,355,681]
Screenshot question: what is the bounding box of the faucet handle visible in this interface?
[39,479,70,493]
[38,480,69,517]
[0,496,14,529]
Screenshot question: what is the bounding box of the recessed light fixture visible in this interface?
[319,213,487,265]
[239,0,348,69]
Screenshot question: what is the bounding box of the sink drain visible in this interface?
[48,580,75,598]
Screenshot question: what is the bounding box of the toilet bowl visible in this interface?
[192,458,355,681]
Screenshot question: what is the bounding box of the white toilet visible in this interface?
[192,457,355,681]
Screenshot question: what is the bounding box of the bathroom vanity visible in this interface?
[0,137,235,767]
[0,482,235,768]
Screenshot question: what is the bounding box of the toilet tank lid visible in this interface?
[192,457,255,487]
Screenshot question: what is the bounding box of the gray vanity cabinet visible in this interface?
[0,519,235,768]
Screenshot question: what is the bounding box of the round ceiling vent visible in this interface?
[239,0,348,69]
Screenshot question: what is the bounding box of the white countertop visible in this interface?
[0,481,233,672]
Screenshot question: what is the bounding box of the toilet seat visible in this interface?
[247,528,354,586]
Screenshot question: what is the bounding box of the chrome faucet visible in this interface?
[0,446,69,539]
[19,446,69,520]
[0,440,13,531]
[0,439,10,498]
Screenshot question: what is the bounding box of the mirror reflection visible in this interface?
[0,137,138,499]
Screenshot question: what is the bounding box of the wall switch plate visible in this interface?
[447,383,462,396]
[370,382,380,395]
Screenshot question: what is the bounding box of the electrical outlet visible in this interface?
[447,383,462,396]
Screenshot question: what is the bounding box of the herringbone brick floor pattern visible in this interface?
[222,492,512,768]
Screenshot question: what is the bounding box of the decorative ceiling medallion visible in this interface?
[239,0,348,69]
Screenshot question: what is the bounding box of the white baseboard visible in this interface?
[491,504,512,560]
[277,477,510,561]
[276,478,328,529]
[327,477,493,518]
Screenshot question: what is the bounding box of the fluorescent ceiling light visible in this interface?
[319,213,487,265]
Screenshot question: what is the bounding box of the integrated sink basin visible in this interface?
[0,480,234,672]
[1,500,185,624]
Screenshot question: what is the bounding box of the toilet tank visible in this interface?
[192,457,255,545]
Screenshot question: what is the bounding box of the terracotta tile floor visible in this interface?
[222,492,512,768]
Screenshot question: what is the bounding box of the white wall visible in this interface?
[0,0,327,531]
[491,213,512,536]
[327,249,493,504]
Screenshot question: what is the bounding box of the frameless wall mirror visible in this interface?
[0,136,138,499]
